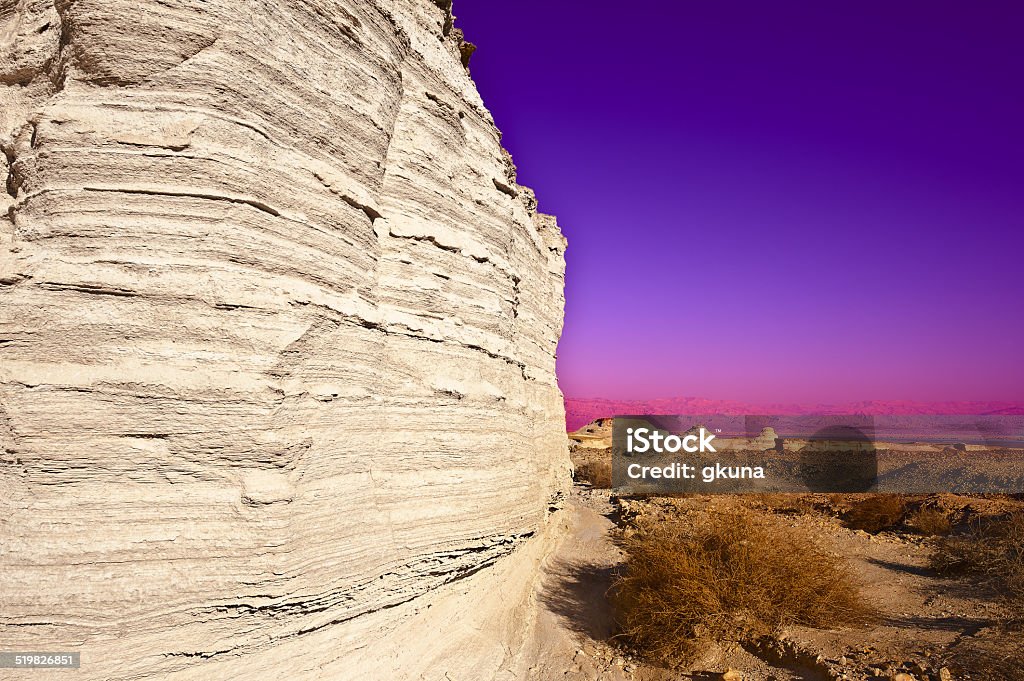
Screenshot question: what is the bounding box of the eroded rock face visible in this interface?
[0,1,568,678]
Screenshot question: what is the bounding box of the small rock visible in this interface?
[892,674,916,681]
[722,670,743,681]
[937,669,953,681]
[612,656,624,667]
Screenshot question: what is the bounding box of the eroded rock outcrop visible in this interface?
[0,1,569,678]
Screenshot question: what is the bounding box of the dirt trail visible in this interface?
[510,489,630,680]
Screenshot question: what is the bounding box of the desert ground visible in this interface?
[522,426,1023,681]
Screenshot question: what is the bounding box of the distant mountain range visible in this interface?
[564,397,1024,432]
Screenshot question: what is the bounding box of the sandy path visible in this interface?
[506,490,636,680]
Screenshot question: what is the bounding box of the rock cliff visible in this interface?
[0,0,569,678]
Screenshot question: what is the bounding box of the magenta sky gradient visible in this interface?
[455,1,1024,404]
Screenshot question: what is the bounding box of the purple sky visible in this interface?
[455,1,1024,404]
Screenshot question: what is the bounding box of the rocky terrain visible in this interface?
[563,434,1024,681]
[1,1,570,679]
[606,492,1022,681]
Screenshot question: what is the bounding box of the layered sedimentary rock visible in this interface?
[0,1,569,678]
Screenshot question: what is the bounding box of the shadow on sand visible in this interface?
[538,560,619,642]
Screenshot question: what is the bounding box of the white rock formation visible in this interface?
[0,0,569,678]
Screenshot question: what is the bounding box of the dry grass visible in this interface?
[932,512,1024,620]
[574,460,612,488]
[611,512,873,662]
[842,495,910,533]
[907,507,952,536]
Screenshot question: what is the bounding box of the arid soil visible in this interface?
[529,449,1023,681]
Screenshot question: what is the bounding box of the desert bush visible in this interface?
[932,512,1024,619]
[842,495,910,533]
[575,460,612,488]
[908,507,952,536]
[611,512,873,662]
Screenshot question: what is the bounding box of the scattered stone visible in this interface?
[937,669,953,681]
[722,670,743,681]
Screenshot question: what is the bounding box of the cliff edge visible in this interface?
[0,1,569,678]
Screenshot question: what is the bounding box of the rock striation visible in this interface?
[0,0,569,678]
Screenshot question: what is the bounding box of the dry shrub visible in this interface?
[842,495,910,533]
[932,512,1024,619]
[575,460,612,488]
[908,507,952,536]
[611,513,873,662]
